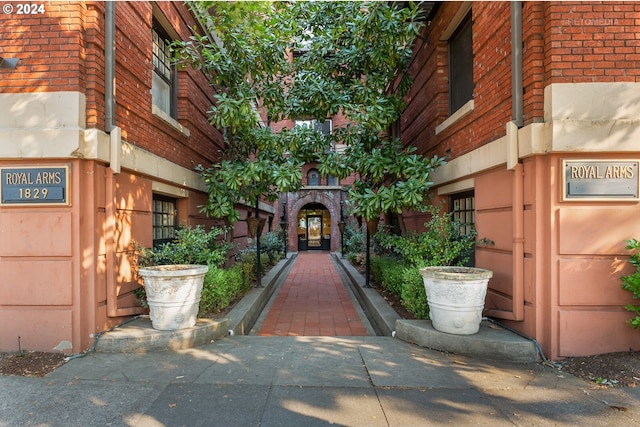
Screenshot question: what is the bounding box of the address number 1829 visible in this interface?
[19,188,49,199]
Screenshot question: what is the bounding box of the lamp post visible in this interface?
[280,200,287,258]
[247,199,266,287]
[364,217,380,288]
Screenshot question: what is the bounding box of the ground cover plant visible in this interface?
[621,238,640,329]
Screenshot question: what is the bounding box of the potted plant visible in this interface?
[134,225,230,331]
[378,206,493,335]
[419,266,493,335]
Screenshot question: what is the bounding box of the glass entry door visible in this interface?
[307,215,322,248]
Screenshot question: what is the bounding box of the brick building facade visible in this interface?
[404,1,640,359]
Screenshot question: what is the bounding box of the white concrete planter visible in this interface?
[419,266,493,335]
[138,265,209,330]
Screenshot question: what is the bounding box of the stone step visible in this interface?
[395,319,540,363]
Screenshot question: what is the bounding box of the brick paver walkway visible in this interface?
[257,252,369,336]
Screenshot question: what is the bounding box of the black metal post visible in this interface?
[281,200,287,258]
[365,224,371,288]
[255,198,262,287]
[338,202,345,259]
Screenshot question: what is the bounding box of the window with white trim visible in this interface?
[152,21,177,118]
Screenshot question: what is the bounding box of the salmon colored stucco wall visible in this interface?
[468,154,640,360]
[1,159,82,353]
[548,154,640,358]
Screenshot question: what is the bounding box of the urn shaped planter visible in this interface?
[138,264,209,330]
[419,266,493,335]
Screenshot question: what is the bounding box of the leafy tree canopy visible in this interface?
[173,1,443,223]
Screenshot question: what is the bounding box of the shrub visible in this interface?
[400,266,429,319]
[369,256,429,319]
[347,252,366,267]
[200,265,244,315]
[383,263,406,296]
[377,205,480,268]
[149,225,233,267]
[622,238,640,329]
[235,246,271,288]
[371,256,405,295]
[370,255,385,284]
[261,230,285,264]
[343,221,365,258]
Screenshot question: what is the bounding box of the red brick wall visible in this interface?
[403,1,640,161]
[468,1,512,150]
[403,2,513,160]
[85,2,105,128]
[0,1,223,171]
[0,2,87,93]
[111,1,223,170]
[522,2,546,125]
[544,1,640,84]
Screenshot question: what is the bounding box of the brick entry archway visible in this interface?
[282,189,343,253]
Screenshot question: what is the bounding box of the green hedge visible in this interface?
[199,265,245,315]
[370,256,429,319]
[400,267,429,319]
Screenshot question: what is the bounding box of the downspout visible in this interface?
[105,2,141,317]
[485,1,525,321]
[511,1,524,128]
[105,1,115,133]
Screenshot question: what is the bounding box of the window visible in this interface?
[295,119,332,135]
[450,190,475,266]
[152,21,177,118]
[307,169,320,186]
[389,119,401,141]
[153,195,177,247]
[450,191,474,234]
[448,13,473,114]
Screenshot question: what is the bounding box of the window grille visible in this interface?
[450,190,475,266]
[152,194,177,247]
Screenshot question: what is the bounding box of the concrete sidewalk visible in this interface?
[2,336,639,426]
